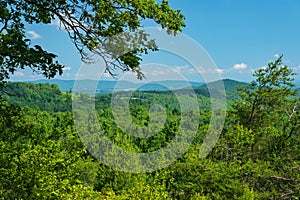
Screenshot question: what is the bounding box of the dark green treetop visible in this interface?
[235,55,299,131]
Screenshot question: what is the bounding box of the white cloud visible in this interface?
[63,66,72,71]
[14,71,25,77]
[188,68,196,72]
[51,16,61,28]
[194,66,225,74]
[292,66,300,72]
[102,72,111,78]
[215,68,224,74]
[274,53,280,58]
[261,66,267,70]
[151,69,167,76]
[174,65,189,73]
[28,31,41,39]
[50,14,87,30]
[51,16,65,30]
[233,63,248,70]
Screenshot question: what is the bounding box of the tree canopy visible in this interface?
[0,0,185,86]
[235,55,298,130]
[232,55,300,159]
[0,63,299,198]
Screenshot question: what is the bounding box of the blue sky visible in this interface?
[12,0,300,83]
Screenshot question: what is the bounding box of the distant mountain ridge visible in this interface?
[17,78,300,98]
[197,79,248,91]
[26,79,251,101]
[173,79,249,101]
[26,79,204,94]
[3,79,298,112]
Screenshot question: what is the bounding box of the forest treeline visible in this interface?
[1,79,247,112]
[0,56,299,199]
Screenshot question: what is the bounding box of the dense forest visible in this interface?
[1,0,299,198]
[0,56,299,199]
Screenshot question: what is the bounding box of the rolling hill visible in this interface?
[1,79,250,111]
[27,79,203,94]
[179,79,249,102]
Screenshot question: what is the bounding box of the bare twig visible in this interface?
[270,175,299,184]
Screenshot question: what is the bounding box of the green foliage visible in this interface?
[0,0,185,85]
[1,82,72,112]
[235,55,298,130]
[232,56,300,160]
[1,59,300,199]
[1,1,299,198]
[207,55,300,199]
[0,98,101,199]
[211,125,255,161]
